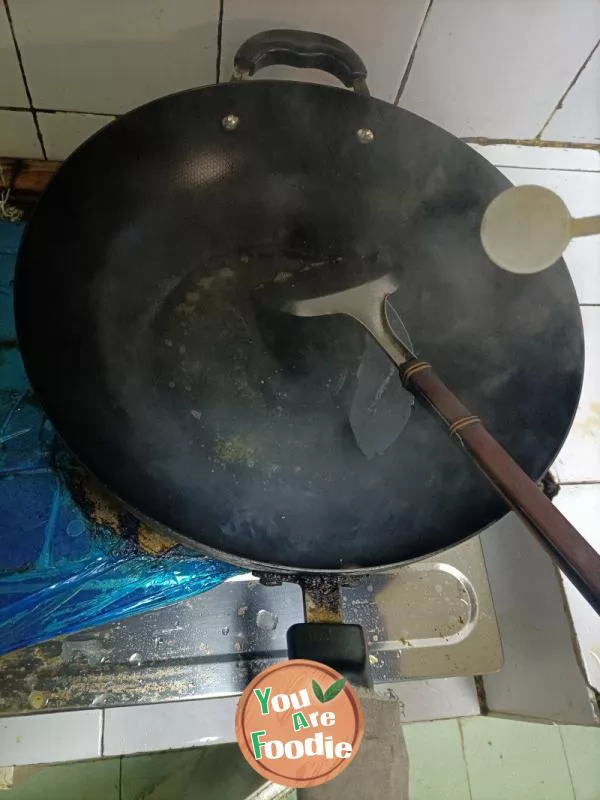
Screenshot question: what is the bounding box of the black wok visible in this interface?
[15,31,583,584]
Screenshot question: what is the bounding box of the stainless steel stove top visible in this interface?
[0,534,500,714]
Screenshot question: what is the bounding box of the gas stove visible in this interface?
[0,534,501,714]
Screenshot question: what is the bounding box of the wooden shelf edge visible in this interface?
[1,157,61,201]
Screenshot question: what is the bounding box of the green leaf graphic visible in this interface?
[312,679,325,703]
[323,678,346,702]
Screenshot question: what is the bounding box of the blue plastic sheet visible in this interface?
[0,221,239,655]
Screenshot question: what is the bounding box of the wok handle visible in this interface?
[233,29,370,95]
[399,359,600,615]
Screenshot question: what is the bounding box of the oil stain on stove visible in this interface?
[61,457,177,555]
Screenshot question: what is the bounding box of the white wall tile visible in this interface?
[9,1,220,115]
[0,711,102,766]
[0,110,42,158]
[543,42,600,143]
[400,0,600,139]
[220,0,430,102]
[38,112,115,160]
[0,6,27,107]
[553,306,600,483]
[499,167,600,305]
[554,484,600,692]
[102,681,476,754]
[103,696,238,756]
[469,143,600,172]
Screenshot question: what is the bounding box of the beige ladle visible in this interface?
[481,184,600,274]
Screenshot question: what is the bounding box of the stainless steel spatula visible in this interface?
[285,272,600,616]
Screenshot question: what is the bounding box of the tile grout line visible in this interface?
[464,136,600,152]
[486,165,600,174]
[100,708,106,758]
[557,726,578,800]
[456,719,474,800]
[0,104,116,118]
[559,480,600,486]
[2,0,47,159]
[393,0,435,106]
[536,38,600,140]
[215,0,224,83]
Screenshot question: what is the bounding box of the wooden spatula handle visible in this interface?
[400,359,600,615]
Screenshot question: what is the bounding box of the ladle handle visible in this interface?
[571,214,600,239]
[399,359,600,615]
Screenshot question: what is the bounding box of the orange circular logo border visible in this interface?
[235,659,364,789]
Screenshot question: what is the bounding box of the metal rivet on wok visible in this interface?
[221,114,240,131]
[357,127,374,144]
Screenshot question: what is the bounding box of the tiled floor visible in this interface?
[408,718,600,800]
[3,719,600,799]
[1,145,599,797]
